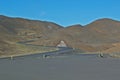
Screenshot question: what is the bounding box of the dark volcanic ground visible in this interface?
[0,54,120,80]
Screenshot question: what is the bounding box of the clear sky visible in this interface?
[0,0,120,26]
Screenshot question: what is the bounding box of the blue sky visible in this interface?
[0,0,120,26]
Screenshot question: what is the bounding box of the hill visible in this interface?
[30,18,120,52]
[1,15,120,56]
[0,15,61,56]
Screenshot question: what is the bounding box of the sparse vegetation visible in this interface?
[0,42,58,58]
[1,15,120,58]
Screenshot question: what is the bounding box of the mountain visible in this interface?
[0,15,62,56]
[0,15,63,40]
[31,18,120,52]
[85,18,120,43]
[0,15,120,56]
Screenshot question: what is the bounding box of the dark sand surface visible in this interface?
[0,54,120,80]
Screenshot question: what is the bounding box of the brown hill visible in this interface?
[84,18,120,43]
[31,18,120,52]
[0,15,62,56]
[1,15,120,55]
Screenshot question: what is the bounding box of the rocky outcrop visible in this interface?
[57,40,67,47]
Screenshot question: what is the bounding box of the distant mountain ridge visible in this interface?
[0,15,120,55]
